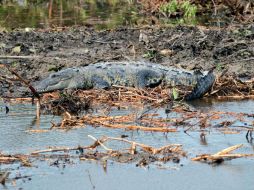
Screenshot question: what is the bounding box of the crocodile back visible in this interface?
[78,61,165,88]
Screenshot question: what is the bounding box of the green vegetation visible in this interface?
[160,0,197,18]
[143,50,158,60]
[160,0,178,16]
[172,87,179,100]
[215,63,223,72]
[181,1,197,18]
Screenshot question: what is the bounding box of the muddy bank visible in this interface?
[0,25,253,95]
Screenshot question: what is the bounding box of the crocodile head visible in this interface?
[34,68,79,93]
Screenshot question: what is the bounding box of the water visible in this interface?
[0,100,254,189]
[0,0,227,30]
[0,0,140,30]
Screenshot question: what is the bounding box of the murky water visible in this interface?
[0,100,254,189]
[0,0,226,30]
[0,0,140,30]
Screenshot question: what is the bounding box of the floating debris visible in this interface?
[192,144,254,164]
[31,135,186,167]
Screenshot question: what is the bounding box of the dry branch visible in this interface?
[192,144,254,163]
[4,65,40,99]
[51,111,178,133]
[31,135,184,159]
[211,75,254,99]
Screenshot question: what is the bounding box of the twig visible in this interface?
[106,136,182,154]
[4,65,40,99]
[31,139,107,154]
[213,144,243,156]
[0,55,40,59]
[88,135,112,152]
[192,144,254,163]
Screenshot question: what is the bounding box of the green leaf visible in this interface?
[172,88,179,100]
[12,46,21,54]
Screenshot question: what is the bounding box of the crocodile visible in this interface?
[34,61,215,100]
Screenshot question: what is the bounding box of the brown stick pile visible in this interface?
[32,135,184,156]
[50,112,178,133]
[31,135,186,166]
[44,105,254,136]
[211,75,254,100]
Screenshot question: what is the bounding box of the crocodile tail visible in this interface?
[184,70,215,100]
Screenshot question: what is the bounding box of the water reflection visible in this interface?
[0,0,230,30]
[0,0,139,29]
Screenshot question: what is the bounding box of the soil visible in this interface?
[0,24,253,96]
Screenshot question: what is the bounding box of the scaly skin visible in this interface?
[34,61,215,100]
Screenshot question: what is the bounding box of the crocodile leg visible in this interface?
[91,75,110,89]
[135,69,163,88]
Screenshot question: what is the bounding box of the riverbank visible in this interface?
[0,24,253,96]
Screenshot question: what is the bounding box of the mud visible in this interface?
[0,25,253,96]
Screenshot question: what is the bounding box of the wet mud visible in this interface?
[0,24,253,96]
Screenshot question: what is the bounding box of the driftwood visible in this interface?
[28,135,187,169]
[32,135,183,156]
[192,144,254,163]
[89,135,182,155]
[31,137,108,155]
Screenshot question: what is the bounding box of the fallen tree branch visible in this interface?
[31,135,184,157]
[192,144,254,163]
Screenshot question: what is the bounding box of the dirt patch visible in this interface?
[0,25,253,96]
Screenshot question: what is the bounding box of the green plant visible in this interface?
[143,50,158,59]
[216,63,223,71]
[172,87,179,100]
[160,0,178,16]
[180,1,197,18]
[160,0,197,19]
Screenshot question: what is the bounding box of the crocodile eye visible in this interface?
[152,78,158,83]
[51,74,58,78]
